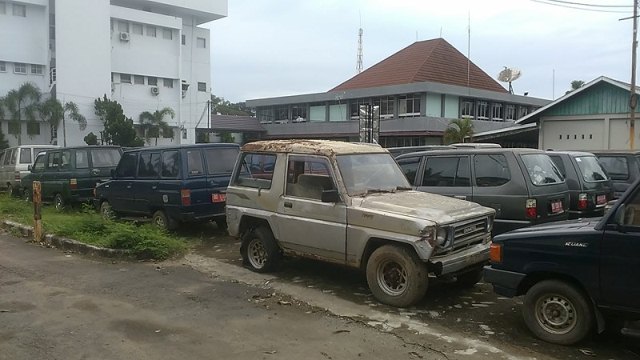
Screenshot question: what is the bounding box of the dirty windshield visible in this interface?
[521,154,564,185]
[336,153,410,196]
[575,156,608,182]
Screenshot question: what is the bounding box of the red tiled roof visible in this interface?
[330,38,507,93]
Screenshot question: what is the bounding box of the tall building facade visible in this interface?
[0,0,227,147]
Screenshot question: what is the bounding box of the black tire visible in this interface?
[523,280,594,345]
[23,187,31,201]
[366,245,429,307]
[100,201,117,220]
[214,217,228,230]
[240,226,281,273]
[54,193,65,211]
[152,210,177,230]
[456,267,484,288]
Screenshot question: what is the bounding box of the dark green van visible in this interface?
[21,146,123,210]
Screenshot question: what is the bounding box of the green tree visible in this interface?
[443,118,474,144]
[38,99,87,146]
[139,107,175,145]
[218,131,235,143]
[565,80,585,95]
[211,94,252,116]
[94,95,144,147]
[0,98,10,149]
[84,132,98,145]
[3,83,41,145]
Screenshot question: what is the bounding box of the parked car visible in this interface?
[547,151,613,219]
[94,143,240,230]
[386,145,454,158]
[396,148,570,234]
[21,146,122,210]
[450,142,502,149]
[591,150,640,199]
[226,140,495,307]
[484,178,640,345]
[0,145,57,196]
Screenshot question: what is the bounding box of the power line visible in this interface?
[542,0,632,8]
[531,0,633,13]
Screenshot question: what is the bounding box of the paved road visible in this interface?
[0,231,447,360]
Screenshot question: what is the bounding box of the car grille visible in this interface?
[444,217,488,253]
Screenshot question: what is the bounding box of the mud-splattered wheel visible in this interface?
[241,226,281,273]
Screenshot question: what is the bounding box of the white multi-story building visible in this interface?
[0,0,227,147]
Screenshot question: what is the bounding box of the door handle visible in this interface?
[284,202,293,208]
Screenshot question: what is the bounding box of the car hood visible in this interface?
[351,190,494,224]
[494,218,601,241]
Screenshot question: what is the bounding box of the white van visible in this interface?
[0,145,57,195]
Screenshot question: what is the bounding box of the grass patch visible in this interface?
[0,195,187,260]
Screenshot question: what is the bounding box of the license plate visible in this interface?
[596,194,607,205]
[551,200,563,214]
[212,193,226,203]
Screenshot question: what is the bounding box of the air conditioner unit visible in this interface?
[119,32,130,41]
[150,86,160,96]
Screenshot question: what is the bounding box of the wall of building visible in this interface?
[540,114,640,151]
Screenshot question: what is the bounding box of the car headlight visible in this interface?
[436,227,448,246]
[487,216,494,232]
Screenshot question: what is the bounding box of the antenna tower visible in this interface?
[357,27,363,73]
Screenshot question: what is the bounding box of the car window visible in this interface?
[161,150,180,178]
[336,153,410,196]
[575,156,608,182]
[474,154,511,187]
[115,152,137,178]
[521,154,564,185]
[205,147,238,174]
[187,150,204,176]
[397,157,420,185]
[33,154,46,172]
[60,150,72,170]
[232,153,277,189]
[598,156,629,180]
[19,148,31,164]
[3,149,13,165]
[286,155,335,200]
[35,148,52,156]
[47,151,61,170]
[548,155,566,178]
[0,151,5,165]
[91,148,122,167]
[422,156,469,187]
[75,150,89,169]
[619,188,640,227]
[138,152,161,178]
[9,148,16,165]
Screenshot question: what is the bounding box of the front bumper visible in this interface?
[483,266,526,297]
[430,241,490,276]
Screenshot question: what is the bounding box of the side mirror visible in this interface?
[321,189,341,203]
[28,165,32,171]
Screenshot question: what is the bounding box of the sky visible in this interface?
[205,0,635,103]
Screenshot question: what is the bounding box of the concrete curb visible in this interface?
[2,219,133,259]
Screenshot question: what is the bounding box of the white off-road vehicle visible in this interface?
[226,140,495,307]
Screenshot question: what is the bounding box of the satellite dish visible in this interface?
[497,67,522,94]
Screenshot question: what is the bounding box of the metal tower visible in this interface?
[357,28,363,73]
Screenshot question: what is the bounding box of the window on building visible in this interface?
[14,63,26,74]
[505,104,516,120]
[146,26,156,37]
[197,82,207,92]
[519,106,529,118]
[460,99,474,118]
[398,94,421,117]
[476,101,489,120]
[182,129,187,139]
[349,99,368,120]
[12,3,25,17]
[118,20,129,33]
[0,2,6,14]
[374,96,395,119]
[120,74,131,84]
[257,108,273,123]
[148,76,158,86]
[162,28,172,40]
[132,23,143,35]
[197,37,206,48]
[181,34,186,45]
[30,64,44,75]
[291,105,307,121]
[274,106,288,121]
[0,61,6,72]
[27,121,40,135]
[133,75,144,84]
[163,78,173,88]
[491,103,503,121]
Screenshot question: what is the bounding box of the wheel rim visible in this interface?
[55,196,63,210]
[154,215,166,228]
[376,259,408,296]
[247,238,267,269]
[534,293,577,335]
[101,203,112,219]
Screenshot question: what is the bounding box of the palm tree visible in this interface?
[3,83,41,145]
[565,80,585,95]
[443,118,474,144]
[139,107,175,145]
[38,99,86,146]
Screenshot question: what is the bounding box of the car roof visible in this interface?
[590,150,640,155]
[123,143,240,153]
[546,150,596,157]
[52,145,122,151]
[395,147,545,159]
[241,140,386,156]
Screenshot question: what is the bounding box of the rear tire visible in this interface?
[523,280,594,345]
[152,210,176,230]
[54,193,65,211]
[23,187,31,201]
[366,245,429,307]
[240,226,281,273]
[100,201,117,220]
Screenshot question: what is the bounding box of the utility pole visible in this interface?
[631,0,638,149]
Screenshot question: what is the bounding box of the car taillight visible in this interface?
[577,193,588,210]
[181,189,191,206]
[211,193,226,203]
[14,171,20,180]
[525,198,537,219]
[70,178,77,189]
[490,242,503,263]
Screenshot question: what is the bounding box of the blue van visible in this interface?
[94,143,240,230]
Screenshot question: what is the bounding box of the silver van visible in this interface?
[0,145,57,196]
